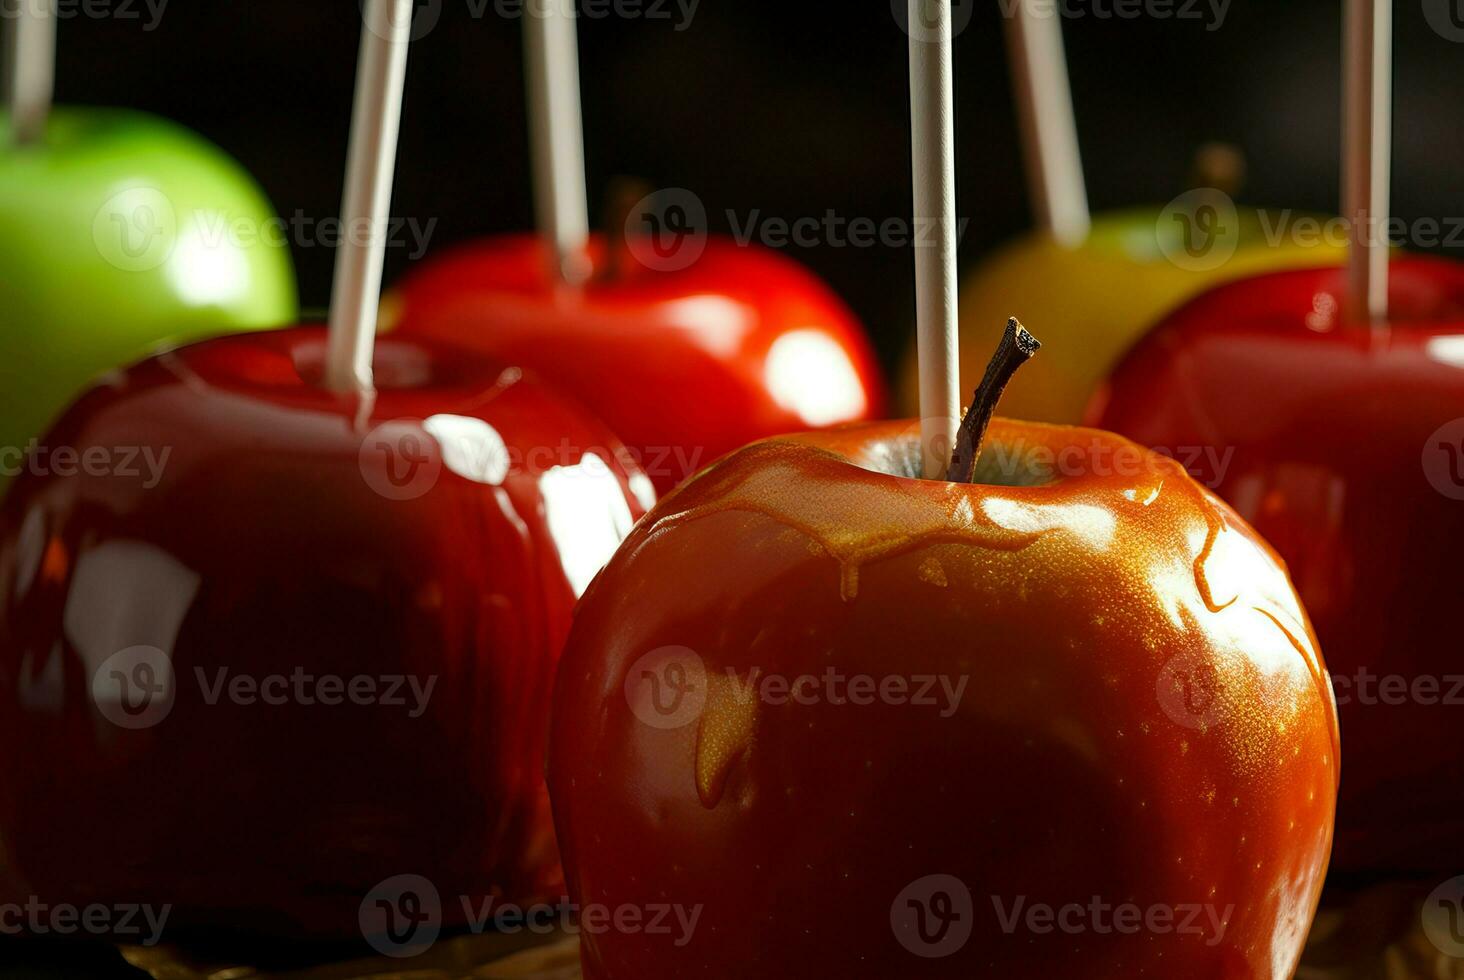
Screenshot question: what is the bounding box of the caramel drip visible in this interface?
[695,670,759,808]
[653,444,1042,602]
[1254,606,1341,784]
[1192,498,1239,614]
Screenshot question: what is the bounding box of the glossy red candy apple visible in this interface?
[0,325,652,938]
[1092,255,1464,875]
[549,393,1338,974]
[388,231,886,492]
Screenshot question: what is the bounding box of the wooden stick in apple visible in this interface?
[5,0,56,146]
[324,0,415,393]
[1342,0,1391,323]
[524,0,591,284]
[1005,0,1089,247]
[907,0,961,480]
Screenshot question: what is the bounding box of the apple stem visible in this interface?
[600,176,652,282]
[1190,143,1246,199]
[5,0,56,146]
[324,0,414,393]
[524,0,592,286]
[1006,0,1089,248]
[946,318,1040,484]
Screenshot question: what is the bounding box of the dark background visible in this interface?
[48,0,1464,369]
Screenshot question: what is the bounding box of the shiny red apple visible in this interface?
[0,325,652,939]
[1091,255,1464,875]
[548,409,1338,977]
[388,230,886,493]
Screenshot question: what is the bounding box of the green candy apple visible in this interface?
[0,107,296,487]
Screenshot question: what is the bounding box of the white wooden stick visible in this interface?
[524,0,591,284]
[6,0,56,146]
[1342,0,1391,323]
[325,0,414,393]
[1005,0,1088,247]
[908,0,960,480]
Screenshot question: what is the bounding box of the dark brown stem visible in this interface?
[1190,142,1246,199]
[600,176,654,283]
[945,317,1041,484]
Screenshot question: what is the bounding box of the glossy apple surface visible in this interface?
[549,419,1338,978]
[388,233,885,493]
[0,108,297,482]
[897,207,1346,424]
[0,326,651,939]
[1092,256,1464,874]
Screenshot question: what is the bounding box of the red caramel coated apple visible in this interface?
[388,233,886,492]
[548,419,1339,978]
[1091,256,1464,874]
[0,326,652,938]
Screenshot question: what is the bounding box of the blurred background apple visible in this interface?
[0,107,296,487]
